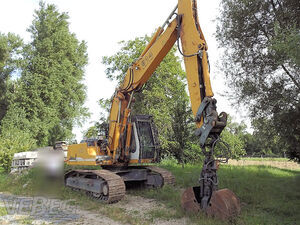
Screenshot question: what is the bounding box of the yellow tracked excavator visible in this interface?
[65,0,240,220]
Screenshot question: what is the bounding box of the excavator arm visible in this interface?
[64,0,240,218]
[108,0,226,159]
[107,15,178,159]
[105,0,238,217]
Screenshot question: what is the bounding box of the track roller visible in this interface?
[146,166,175,186]
[64,169,125,203]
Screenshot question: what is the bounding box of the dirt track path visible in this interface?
[0,193,190,225]
[114,195,189,225]
[0,192,121,225]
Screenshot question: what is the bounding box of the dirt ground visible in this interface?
[228,159,300,170]
[0,193,189,225]
[114,195,188,225]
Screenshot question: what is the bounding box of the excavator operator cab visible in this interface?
[98,122,109,139]
[129,115,160,163]
[96,122,109,150]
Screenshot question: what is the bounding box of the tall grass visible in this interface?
[241,157,289,161]
[152,160,300,225]
[0,160,299,225]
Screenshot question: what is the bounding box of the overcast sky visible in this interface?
[0,0,250,141]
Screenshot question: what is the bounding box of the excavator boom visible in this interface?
[104,0,239,218]
[66,0,240,220]
[108,1,223,159]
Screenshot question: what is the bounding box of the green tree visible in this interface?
[0,33,35,172]
[1,2,88,146]
[102,36,194,163]
[251,118,287,157]
[0,127,36,172]
[0,102,36,172]
[101,36,247,163]
[219,130,246,159]
[215,116,246,159]
[241,133,260,156]
[0,33,23,122]
[83,125,99,139]
[226,117,247,135]
[216,0,300,161]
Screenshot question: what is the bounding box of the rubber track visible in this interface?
[66,169,125,203]
[146,166,175,186]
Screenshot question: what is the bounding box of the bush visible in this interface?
[217,130,246,159]
[0,128,36,172]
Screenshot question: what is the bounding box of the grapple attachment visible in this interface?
[181,187,240,220]
[185,95,240,219]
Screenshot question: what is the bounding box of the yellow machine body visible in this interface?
[67,141,154,166]
[67,0,214,167]
[65,1,239,218]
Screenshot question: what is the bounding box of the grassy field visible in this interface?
[240,157,290,161]
[154,160,300,225]
[0,160,299,225]
[228,158,300,171]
